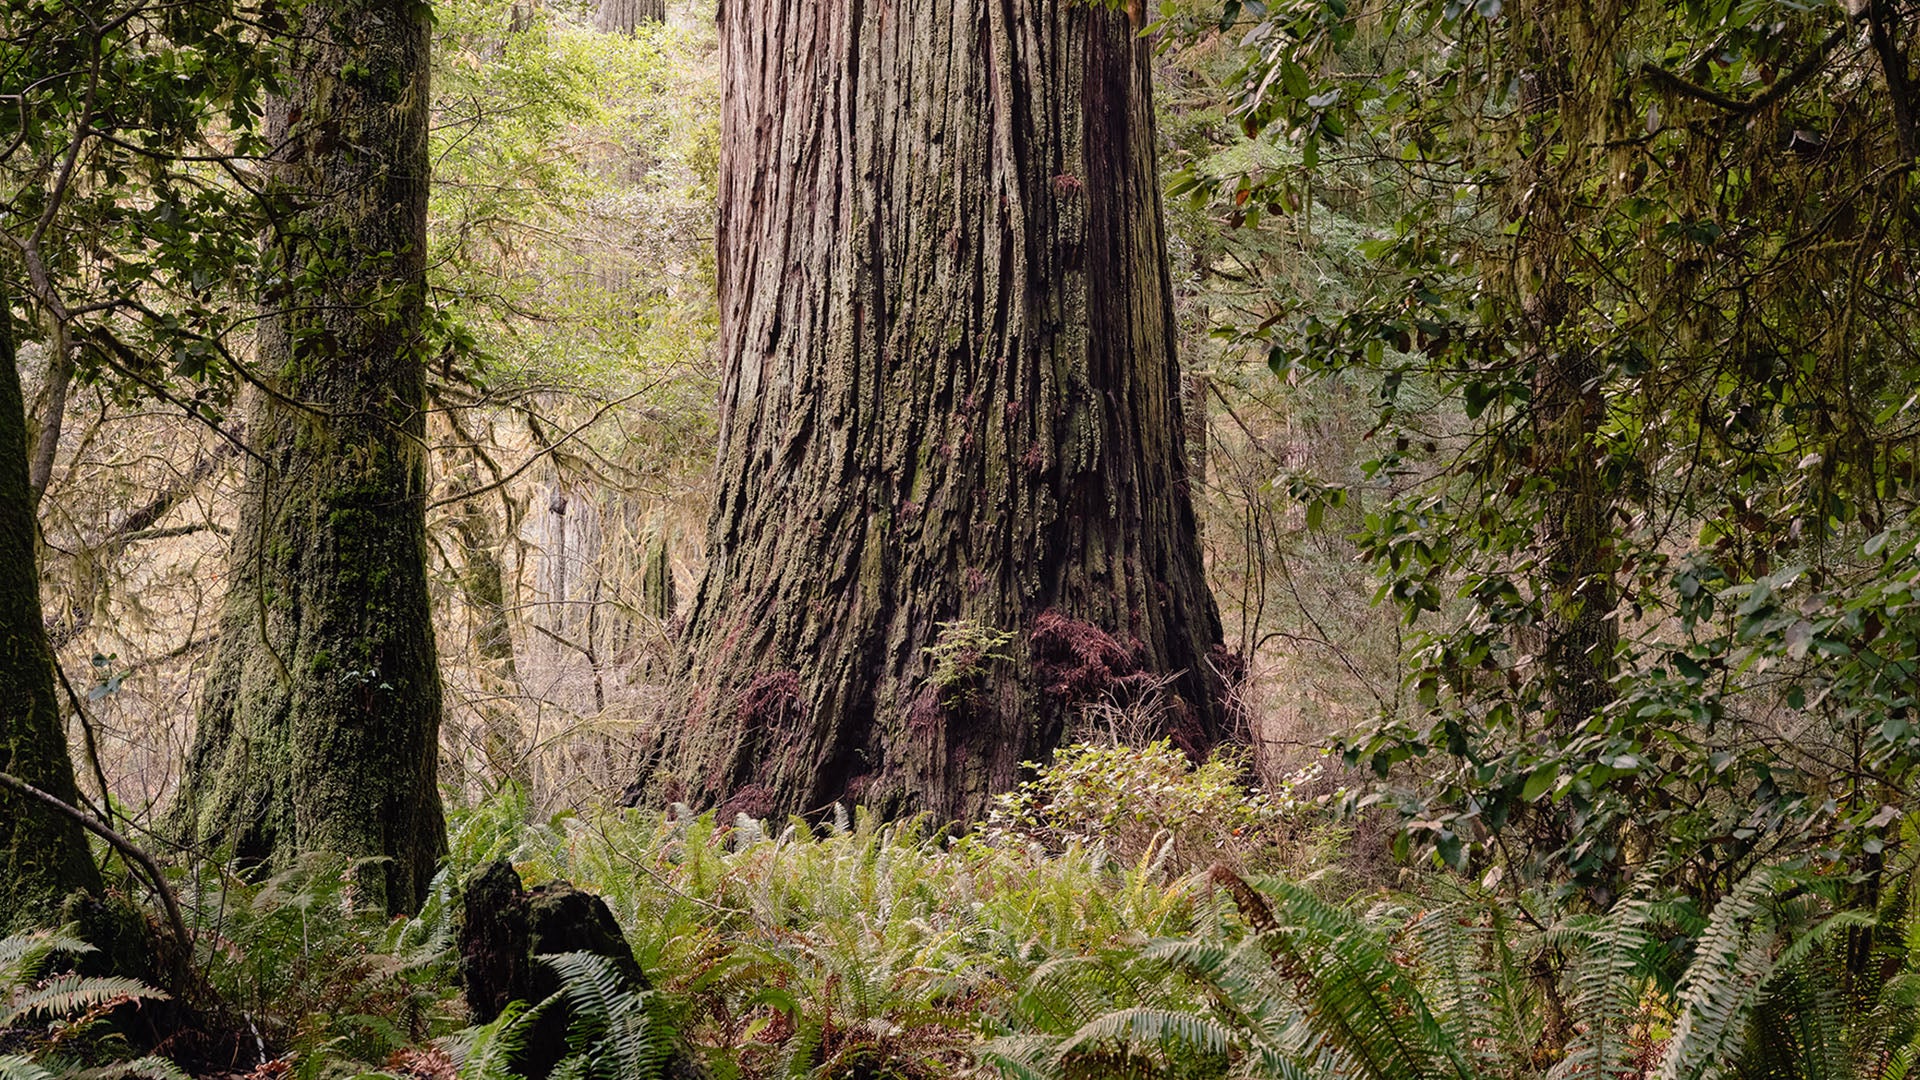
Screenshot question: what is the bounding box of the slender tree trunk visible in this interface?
[647,1,1227,824]
[1867,0,1917,157]
[1502,0,1624,898]
[172,0,444,914]
[639,507,675,623]
[449,478,532,794]
[1516,2,1617,733]
[24,320,73,508]
[0,284,101,931]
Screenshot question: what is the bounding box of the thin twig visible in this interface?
[51,659,118,830]
[424,386,655,511]
[0,770,191,988]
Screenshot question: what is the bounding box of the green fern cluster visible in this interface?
[983,861,1920,1080]
[179,788,1918,1080]
[1654,866,1920,1080]
[181,853,467,1076]
[0,927,183,1080]
[446,953,673,1080]
[983,872,1518,1080]
[460,798,1209,1079]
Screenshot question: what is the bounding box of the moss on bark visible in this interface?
[0,285,102,932]
[171,0,444,914]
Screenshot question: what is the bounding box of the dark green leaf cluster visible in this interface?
[1176,0,1920,899]
[1,0,285,420]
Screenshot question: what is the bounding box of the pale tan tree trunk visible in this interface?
[595,0,665,34]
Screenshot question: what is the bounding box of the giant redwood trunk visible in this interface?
[0,286,101,931]
[649,1,1228,823]
[172,0,444,913]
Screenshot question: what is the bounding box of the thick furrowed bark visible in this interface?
[172,0,444,914]
[0,286,102,931]
[651,2,1227,824]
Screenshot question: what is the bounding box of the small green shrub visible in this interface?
[983,740,1326,874]
[922,620,1018,703]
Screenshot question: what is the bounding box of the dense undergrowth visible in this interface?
[3,743,1917,1080]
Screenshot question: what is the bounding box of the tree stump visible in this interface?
[459,859,685,1079]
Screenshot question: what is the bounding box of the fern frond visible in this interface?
[448,996,543,1080]
[1409,904,1514,1078]
[779,1010,823,1078]
[542,951,664,1080]
[1248,1044,1323,1080]
[2,974,169,1029]
[1052,1005,1238,1061]
[1549,893,1659,1080]
[1746,958,1849,1080]
[67,1056,194,1080]
[1225,873,1471,1080]
[975,1035,1059,1080]
[1652,866,1815,1080]
[0,929,93,991]
[1883,1038,1919,1080]
[0,1055,56,1080]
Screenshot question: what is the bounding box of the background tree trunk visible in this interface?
[1515,5,1617,733]
[172,0,444,914]
[594,0,664,35]
[0,286,101,931]
[638,508,676,624]
[449,474,532,794]
[648,2,1227,823]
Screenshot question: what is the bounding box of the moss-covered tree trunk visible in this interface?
[648,2,1227,823]
[1514,3,1617,733]
[0,287,101,932]
[172,0,444,914]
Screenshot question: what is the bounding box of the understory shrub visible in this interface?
[983,740,1330,874]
